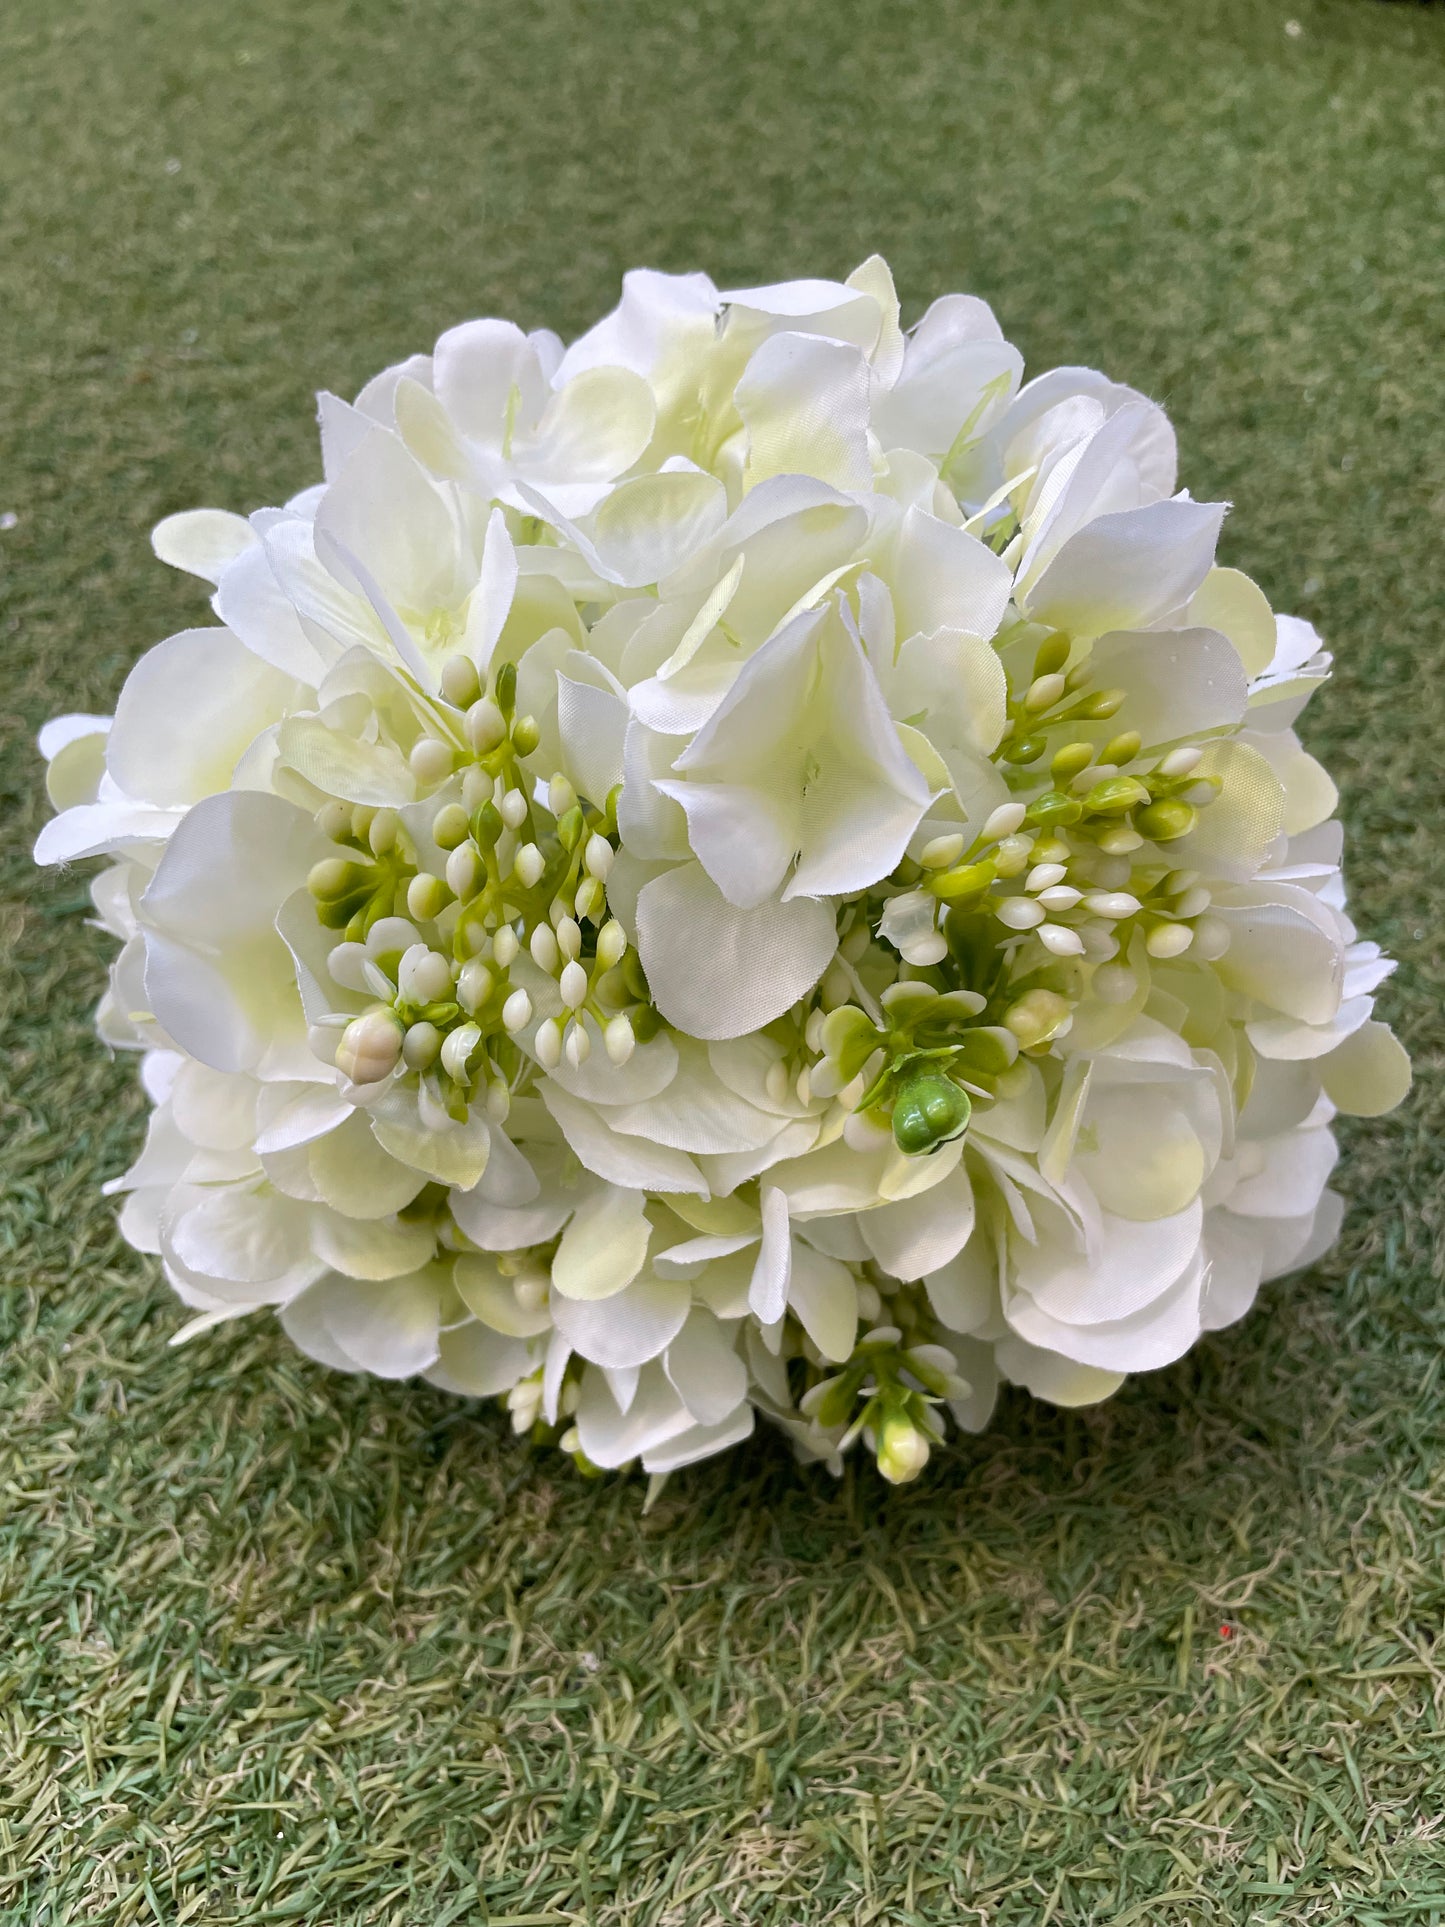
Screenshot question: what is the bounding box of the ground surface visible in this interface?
[3,0,1443,1920]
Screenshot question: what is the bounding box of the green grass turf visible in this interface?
[2,0,1443,1918]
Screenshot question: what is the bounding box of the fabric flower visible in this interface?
[35,258,1409,1489]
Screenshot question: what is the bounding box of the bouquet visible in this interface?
[36,259,1410,1486]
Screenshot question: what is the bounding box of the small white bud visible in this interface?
[982,801,1028,842]
[993,833,1034,877]
[900,932,949,966]
[440,654,480,709]
[492,925,519,968]
[595,920,627,971]
[502,988,533,1033]
[805,1008,827,1053]
[604,1014,635,1065]
[1025,862,1068,893]
[556,916,582,962]
[1037,923,1085,956]
[1173,885,1212,919]
[795,1065,813,1106]
[1182,780,1220,807]
[876,1414,930,1484]
[461,765,492,812]
[1159,745,1204,778]
[464,697,506,753]
[500,787,528,830]
[431,802,470,850]
[334,1010,404,1086]
[559,960,588,1010]
[1097,825,1144,855]
[457,959,494,1014]
[445,840,483,900]
[367,808,399,856]
[920,833,966,871]
[402,1020,442,1071]
[1081,891,1142,920]
[484,1080,511,1123]
[409,736,453,785]
[1146,922,1194,959]
[441,1023,482,1084]
[406,872,449,922]
[549,773,576,817]
[398,944,453,1006]
[564,1020,591,1068]
[574,875,605,921]
[535,1017,563,1069]
[819,963,852,1009]
[1081,763,1119,788]
[584,832,614,880]
[995,897,1046,931]
[513,843,544,888]
[764,1060,790,1104]
[316,799,353,841]
[1037,885,1084,912]
[1023,671,1067,713]
[529,923,560,973]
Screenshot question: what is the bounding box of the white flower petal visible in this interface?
[34,800,183,864]
[552,1185,651,1302]
[541,1082,709,1196]
[635,862,837,1042]
[306,1113,429,1219]
[888,507,1013,645]
[641,1402,754,1473]
[214,534,336,683]
[664,1310,748,1425]
[317,1268,444,1378]
[1018,1200,1202,1327]
[553,1274,691,1370]
[152,508,257,584]
[555,672,629,810]
[526,366,656,481]
[748,1184,791,1324]
[1318,1021,1411,1118]
[453,1258,553,1337]
[1026,498,1225,637]
[788,1241,857,1363]
[1086,627,1247,747]
[426,1322,535,1397]
[313,1209,437,1281]
[860,1161,975,1281]
[574,1361,694,1467]
[994,1336,1125,1407]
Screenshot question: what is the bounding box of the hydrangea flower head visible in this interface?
[37,258,1410,1486]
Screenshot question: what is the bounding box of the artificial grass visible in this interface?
[2,0,1443,1917]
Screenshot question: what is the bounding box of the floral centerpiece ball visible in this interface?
[37,260,1410,1485]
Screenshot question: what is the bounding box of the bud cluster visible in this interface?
[309,652,652,1115]
[835,632,1239,1155]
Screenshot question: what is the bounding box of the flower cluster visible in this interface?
[37,260,1410,1486]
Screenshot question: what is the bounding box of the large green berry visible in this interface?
[891,1072,972,1155]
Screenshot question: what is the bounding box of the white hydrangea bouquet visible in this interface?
[37,259,1411,1486]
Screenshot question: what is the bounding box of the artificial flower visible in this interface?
[36,258,1410,1487]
